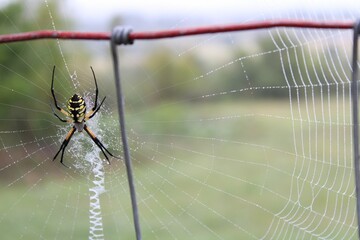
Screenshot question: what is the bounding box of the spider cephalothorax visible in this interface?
[51,66,118,167]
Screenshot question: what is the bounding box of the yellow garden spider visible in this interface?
[51,66,118,167]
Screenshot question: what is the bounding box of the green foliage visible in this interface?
[0,1,72,134]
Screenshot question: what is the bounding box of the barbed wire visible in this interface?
[0,19,354,44]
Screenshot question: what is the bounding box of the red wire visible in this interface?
[0,19,354,44]
[131,20,354,40]
[0,30,110,43]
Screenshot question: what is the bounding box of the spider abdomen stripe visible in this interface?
[67,94,86,122]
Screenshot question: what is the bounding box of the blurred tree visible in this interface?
[238,31,340,98]
[0,1,76,137]
[143,47,203,101]
[133,28,345,103]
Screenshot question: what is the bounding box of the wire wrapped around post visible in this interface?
[110,26,142,240]
[351,19,360,239]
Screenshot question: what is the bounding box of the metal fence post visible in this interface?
[351,19,360,239]
[110,26,142,240]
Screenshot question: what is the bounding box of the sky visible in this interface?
[69,0,360,14]
[67,0,360,30]
[69,0,360,16]
[1,0,359,17]
[1,0,359,31]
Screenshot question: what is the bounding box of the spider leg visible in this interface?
[84,124,120,164]
[85,96,106,121]
[90,66,99,111]
[85,67,105,121]
[51,65,70,118]
[50,103,72,123]
[53,126,76,168]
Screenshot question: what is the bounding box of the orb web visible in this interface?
[0,1,360,239]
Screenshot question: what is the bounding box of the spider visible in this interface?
[51,65,118,167]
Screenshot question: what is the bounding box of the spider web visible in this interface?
[1,1,360,239]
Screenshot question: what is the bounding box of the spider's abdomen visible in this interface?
[67,94,86,123]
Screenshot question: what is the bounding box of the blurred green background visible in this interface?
[0,1,358,239]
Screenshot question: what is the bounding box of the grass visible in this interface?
[0,98,357,239]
